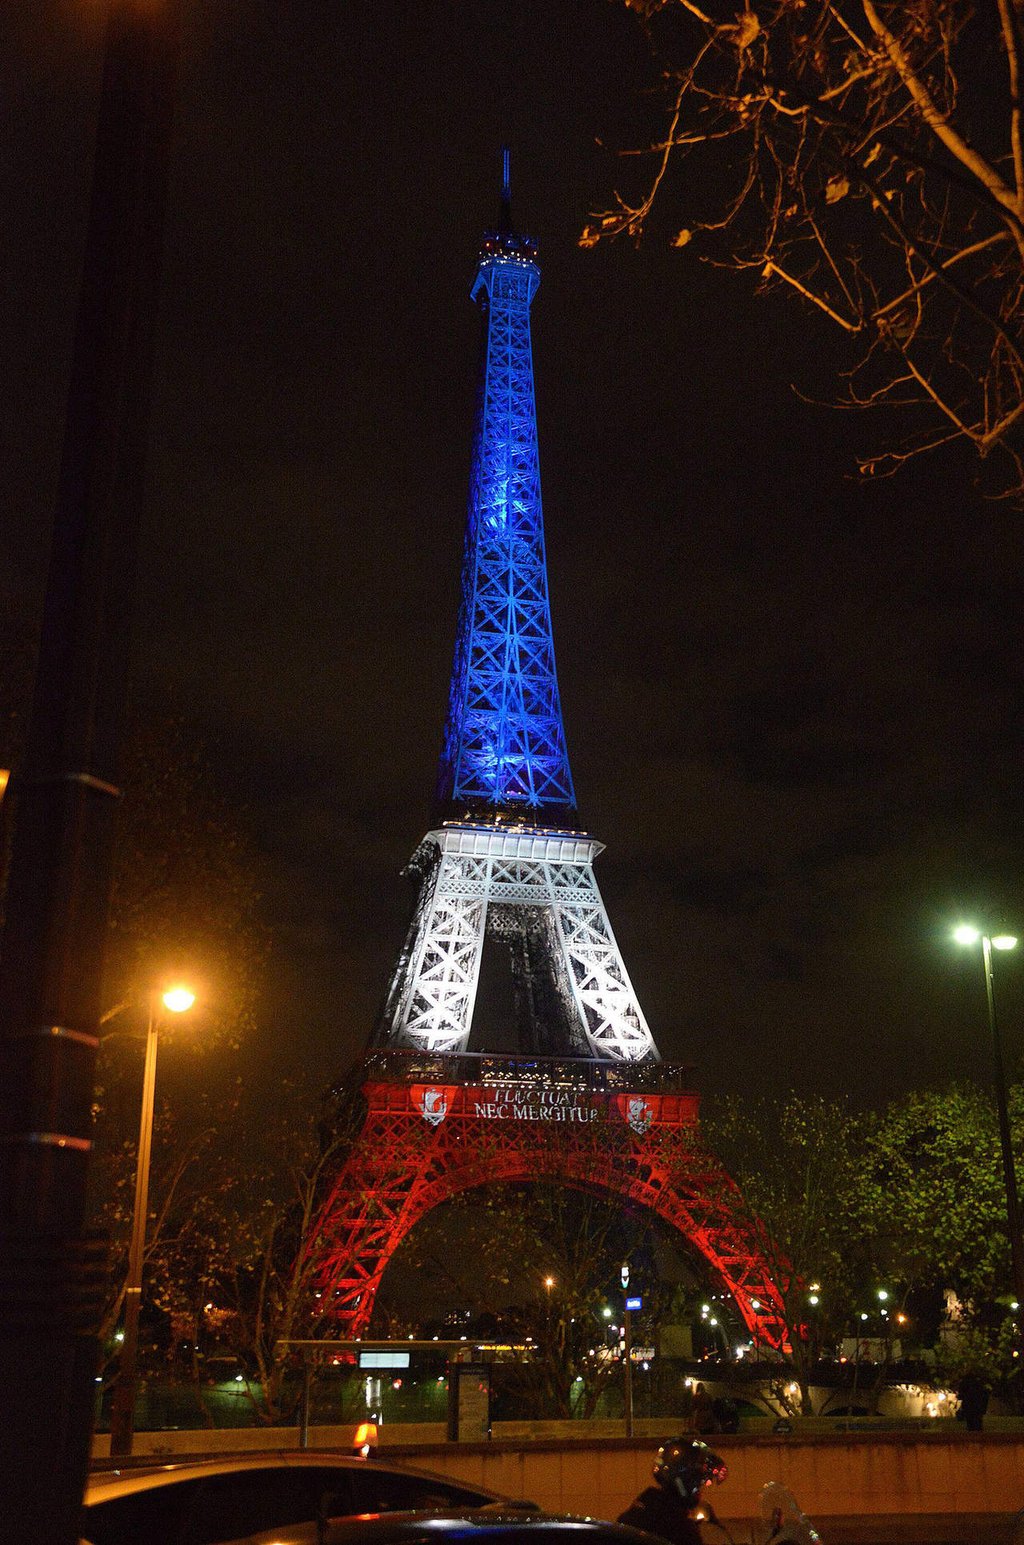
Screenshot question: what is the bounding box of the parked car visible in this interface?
[81,1452,533,1545]
[262,1513,674,1545]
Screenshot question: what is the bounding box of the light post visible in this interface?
[953,925,1024,1315]
[542,1275,555,1335]
[109,984,195,1456]
[621,1261,636,1439]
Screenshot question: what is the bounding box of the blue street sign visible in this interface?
[625,1296,642,1311]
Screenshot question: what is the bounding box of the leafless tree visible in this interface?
[585,1,1024,496]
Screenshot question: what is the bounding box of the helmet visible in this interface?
[653,1438,727,1507]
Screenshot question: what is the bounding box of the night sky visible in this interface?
[3,0,1023,1112]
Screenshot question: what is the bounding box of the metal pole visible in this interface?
[109,1001,160,1455]
[299,1352,312,1450]
[983,936,1024,1315]
[0,3,176,1537]
[623,1305,634,1439]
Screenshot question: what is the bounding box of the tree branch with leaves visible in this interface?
[703,1093,879,1415]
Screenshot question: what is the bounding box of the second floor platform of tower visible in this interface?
[349,1047,697,1096]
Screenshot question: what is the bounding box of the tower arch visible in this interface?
[311,1054,787,1349]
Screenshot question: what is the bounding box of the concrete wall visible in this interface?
[92,1426,1024,1524]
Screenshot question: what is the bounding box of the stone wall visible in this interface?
[92,1425,1024,1524]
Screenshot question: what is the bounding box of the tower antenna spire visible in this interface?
[500,144,512,230]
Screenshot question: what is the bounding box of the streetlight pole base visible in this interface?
[109,1379,137,1459]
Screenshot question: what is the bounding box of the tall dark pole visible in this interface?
[621,1260,633,1439]
[0,3,176,1539]
[623,1301,634,1438]
[981,936,1024,1317]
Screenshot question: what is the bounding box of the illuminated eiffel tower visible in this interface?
[311,157,783,1347]
[375,151,658,1063]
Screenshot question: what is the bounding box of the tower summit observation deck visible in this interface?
[375,152,659,1064]
[437,149,575,825]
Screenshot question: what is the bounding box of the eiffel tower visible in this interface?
[311,157,784,1346]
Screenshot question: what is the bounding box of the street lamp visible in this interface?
[953,925,1023,1313]
[109,984,196,1456]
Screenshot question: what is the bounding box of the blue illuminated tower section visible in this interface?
[374,157,660,1063]
[437,154,575,823]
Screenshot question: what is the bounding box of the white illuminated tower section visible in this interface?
[375,156,660,1064]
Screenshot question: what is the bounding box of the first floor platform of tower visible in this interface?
[349,1047,697,1129]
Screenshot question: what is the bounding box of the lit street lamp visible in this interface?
[953,926,1023,1314]
[109,985,196,1456]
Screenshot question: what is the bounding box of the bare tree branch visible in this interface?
[589,1,1024,499]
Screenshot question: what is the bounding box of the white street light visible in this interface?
[952,925,1023,1317]
[953,924,981,946]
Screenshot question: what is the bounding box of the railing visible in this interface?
[356,1048,696,1094]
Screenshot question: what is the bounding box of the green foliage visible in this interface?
[865,1084,1011,1301]
[707,1093,876,1308]
[703,1094,880,1412]
[934,1320,1013,1389]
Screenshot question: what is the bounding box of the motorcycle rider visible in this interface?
[617,1437,727,1545]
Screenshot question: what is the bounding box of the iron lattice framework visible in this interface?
[377,825,656,1061]
[436,222,574,820]
[309,165,781,1342]
[378,196,660,1064]
[312,1055,788,1349]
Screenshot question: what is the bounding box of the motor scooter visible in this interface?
[694,1481,821,1545]
[750,1482,822,1545]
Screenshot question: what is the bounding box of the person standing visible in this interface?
[956,1371,989,1432]
[691,1381,716,1433]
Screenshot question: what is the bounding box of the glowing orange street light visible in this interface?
[110,983,197,1456]
[161,984,195,1014]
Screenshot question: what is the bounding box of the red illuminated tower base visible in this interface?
[312,1050,787,1348]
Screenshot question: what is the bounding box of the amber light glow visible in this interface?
[353,1421,377,1458]
[162,986,196,1014]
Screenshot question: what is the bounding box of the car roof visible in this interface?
[320,1514,657,1545]
[85,1452,503,1505]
